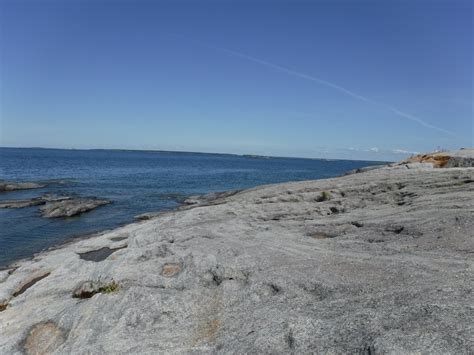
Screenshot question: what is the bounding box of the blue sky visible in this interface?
[1,0,472,161]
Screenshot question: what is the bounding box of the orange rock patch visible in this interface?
[161,263,182,277]
[407,153,451,168]
[24,321,64,355]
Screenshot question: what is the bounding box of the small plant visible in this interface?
[73,278,120,299]
[98,280,120,294]
[316,191,332,202]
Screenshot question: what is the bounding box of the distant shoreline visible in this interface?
[0,146,394,163]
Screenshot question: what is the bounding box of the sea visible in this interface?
[0,147,384,267]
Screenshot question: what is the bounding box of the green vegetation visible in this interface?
[316,191,332,202]
[98,280,120,294]
[73,279,121,299]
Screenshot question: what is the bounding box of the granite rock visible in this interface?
[40,198,110,218]
[0,165,473,354]
[0,181,45,192]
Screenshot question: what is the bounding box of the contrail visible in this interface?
[183,37,455,137]
[387,107,454,136]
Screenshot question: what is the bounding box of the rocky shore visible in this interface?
[0,180,111,218]
[0,195,110,218]
[0,150,473,354]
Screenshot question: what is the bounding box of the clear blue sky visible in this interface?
[1,0,472,161]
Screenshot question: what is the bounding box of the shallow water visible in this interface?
[0,147,383,267]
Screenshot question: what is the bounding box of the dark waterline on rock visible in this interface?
[0,147,384,267]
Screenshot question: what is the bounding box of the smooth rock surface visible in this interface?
[0,166,473,354]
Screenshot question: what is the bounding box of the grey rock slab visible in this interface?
[40,198,110,218]
[0,198,46,209]
[0,167,473,354]
[0,181,46,192]
[0,195,71,209]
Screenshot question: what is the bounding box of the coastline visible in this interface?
[1,147,388,268]
[0,148,470,272]
[0,170,381,271]
[1,155,473,353]
[0,190,243,272]
[0,163,379,271]
[0,148,465,271]
[0,148,471,271]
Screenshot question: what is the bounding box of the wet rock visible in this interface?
[78,246,126,262]
[0,181,46,192]
[0,198,46,209]
[0,194,108,219]
[40,198,110,218]
[0,195,71,209]
[109,236,128,242]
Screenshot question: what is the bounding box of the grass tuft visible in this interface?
[316,191,332,202]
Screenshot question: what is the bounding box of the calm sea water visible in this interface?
[0,147,383,267]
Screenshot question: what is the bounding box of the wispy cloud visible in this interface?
[180,37,455,137]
